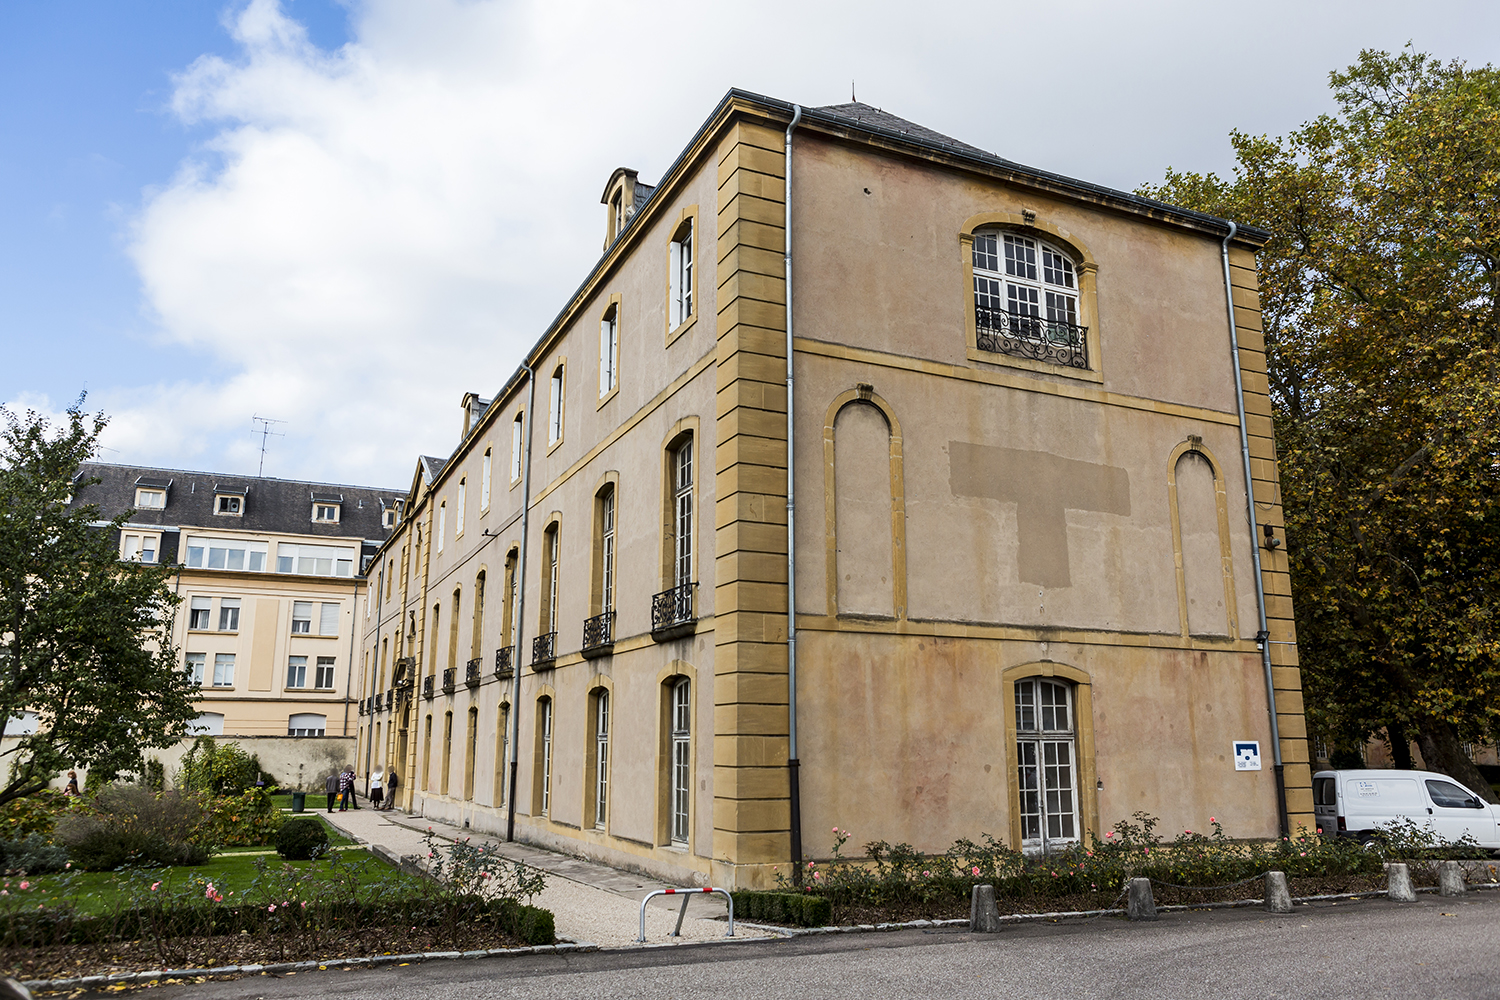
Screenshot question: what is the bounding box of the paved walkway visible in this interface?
[318,807,770,949]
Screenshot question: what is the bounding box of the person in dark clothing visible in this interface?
[338,766,358,811]
[63,771,80,797]
[383,769,399,810]
[325,771,340,812]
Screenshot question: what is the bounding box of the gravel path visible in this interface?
[320,807,772,949]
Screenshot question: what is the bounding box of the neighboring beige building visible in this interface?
[69,464,400,741]
[357,91,1313,888]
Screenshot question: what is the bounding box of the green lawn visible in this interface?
[268,793,372,813]
[12,847,423,916]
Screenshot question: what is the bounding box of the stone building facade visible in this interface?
[357,91,1313,888]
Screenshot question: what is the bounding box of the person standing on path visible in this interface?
[325,770,339,813]
[338,765,358,811]
[369,768,384,810]
[383,769,399,811]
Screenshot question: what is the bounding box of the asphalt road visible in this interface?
[124,892,1499,1000]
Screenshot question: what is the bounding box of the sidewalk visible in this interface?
[319,806,772,949]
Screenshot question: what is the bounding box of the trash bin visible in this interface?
[291,791,306,813]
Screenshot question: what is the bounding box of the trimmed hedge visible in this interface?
[276,818,329,860]
[730,891,832,928]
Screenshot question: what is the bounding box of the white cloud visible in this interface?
[86,0,1499,486]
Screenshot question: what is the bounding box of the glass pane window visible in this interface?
[291,602,313,634]
[315,656,336,689]
[540,700,553,816]
[287,656,308,689]
[276,543,355,577]
[601,491,615,612]
[1003,234,1037,279]
[218,599,241,632]
[184,536,267,572]
[600,312,618,395]
[511,415,524,480]
[1014,678,1078,852]
[595,692,609,828]
[213,653,235,687]
[673,441,693,588]
[671,679,691,844]
[189,597,211,631]
[549,367,564,444]
[481,451,492,510]
[185,652,205,685]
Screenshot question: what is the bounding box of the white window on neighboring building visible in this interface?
[134,488,165,509]
[315,656,336,689]
[383,507,397,529]
[212,653,235,687]
[288,713,326,737]
[669,223,694,329]
[4,712,39,736]
[218,599,241,632]
[319,602,339,636]
[191,712,225,736]
[313,503,340,523]
[481,451,492,511]
[287,655,308,689]
[437,502,446,554]
[599,307,618,396]
[456,479,466,535]
[184,537,268,572]
[185,653,206,685]
[120,533,159,563]
[188,597,211,631]
[511,413,524,481]
[670,678,691,845]
[275,543,355,577]
[291,602,313,634]
[215,494,244,516]
[1014,677,1079,853]
[548,365,564,445]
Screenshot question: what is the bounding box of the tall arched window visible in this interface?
[447,588,461,671]
[441,710,453,796]
[973,230,1087,369]
[672,438,693,588]
[1014,677,1078,853]
[599,305,619,397]
[536,697,554,816]
[494,701,510,806]
[670,678,691,845]
[588,688,610,829]
[471,571,486,661]
[548,365,565,445]
[464,706,478,801]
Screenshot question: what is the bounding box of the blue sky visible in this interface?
[4,0,1499,488]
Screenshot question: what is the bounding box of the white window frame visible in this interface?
[595,691,609,829]
[319,602,339,636]
[188,597,211,631]
[185,652,205,685]
[670,678,691,845]
[601,490,615,612]
[539,698,553,817]
[544,524,560,633]
[548,365,565,446]
[511,414,524,482]
[215,494,244,516]
[669,225,694,329]
[481,451,492,512]
[1014,677,1080,854]
[291,602,313,634]
[184,536,268,572]
[599,309,618,397]
[314,656,336,690]
[212,653,235,687]
[218,599,241,632]
[437,502,446,554]
[134,488,165,509]
[972,232,1081,351]
[121,532,160,564]
[673,440,693,589]
[287,655,308,689]
[313,503,340,523]
[275,542,355,577]
[288,713,326,737]
[456,479,466,535]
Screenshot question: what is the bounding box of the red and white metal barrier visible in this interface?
[635,887,735,942]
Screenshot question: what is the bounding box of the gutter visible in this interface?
[1220,221,1289,838]
[506,364,538,842]
[784,104,804,880]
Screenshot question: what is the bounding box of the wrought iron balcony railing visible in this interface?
[465,657,482,688]
[386,688,395,710]
[651,582,697,642]
[422,675,435,700]
[532,631,557,669]
[442,667,457,693]
[582,611,615,659]
[974,306,1089,371]
[369,694,379,714]
[495,645,514,680]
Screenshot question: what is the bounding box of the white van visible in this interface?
[1312,769,1500,849]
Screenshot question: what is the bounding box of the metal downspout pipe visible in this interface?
[784,104,804,879]
[506,363,538,842]
[1220,222,1289,838]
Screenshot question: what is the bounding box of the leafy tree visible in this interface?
[0,399,199,805]
[1141,48,1500,799]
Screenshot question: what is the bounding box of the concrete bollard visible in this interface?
[1438,861,1466,897]
[970,884,1001,932]
[1263,871,1293,913]
[1127,877,1157,921]
[1386,863,1416,902]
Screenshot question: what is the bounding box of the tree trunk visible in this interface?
[1416,719,1498,803]
[1386,723,1414,770]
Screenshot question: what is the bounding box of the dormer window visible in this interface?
[135,488,165,509]
[216,495,243,516]
[600,167,656,248]
[315,504,339,522]
[383,506,397,529]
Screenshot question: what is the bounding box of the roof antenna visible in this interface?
[251,415,286,477]
[852,79,856,103]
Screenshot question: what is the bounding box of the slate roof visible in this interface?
[816,102,989,156]
[72,463,402,543]
[418,456,447,484]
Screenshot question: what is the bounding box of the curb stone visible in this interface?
[22,942,600,992]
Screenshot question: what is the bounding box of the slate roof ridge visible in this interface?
[75,461,401,495]
[815,102,990,156]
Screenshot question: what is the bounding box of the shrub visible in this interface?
[0,790,71,840]
[275,818,329,860]
[55,786,212,871]
[0,833,69,875]
[206,790,284,847]
[179,736,257,796]
[142,758,165,792]
[731,891,832,927]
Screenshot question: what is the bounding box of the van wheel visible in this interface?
[1358,833,1383,851]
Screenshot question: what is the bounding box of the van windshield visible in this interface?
[1313,777,1336,806]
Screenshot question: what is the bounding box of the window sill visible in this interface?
[596,385,619,411]
[545,436,565,457]
[665,312,697,348]
[966,347,1103,384]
